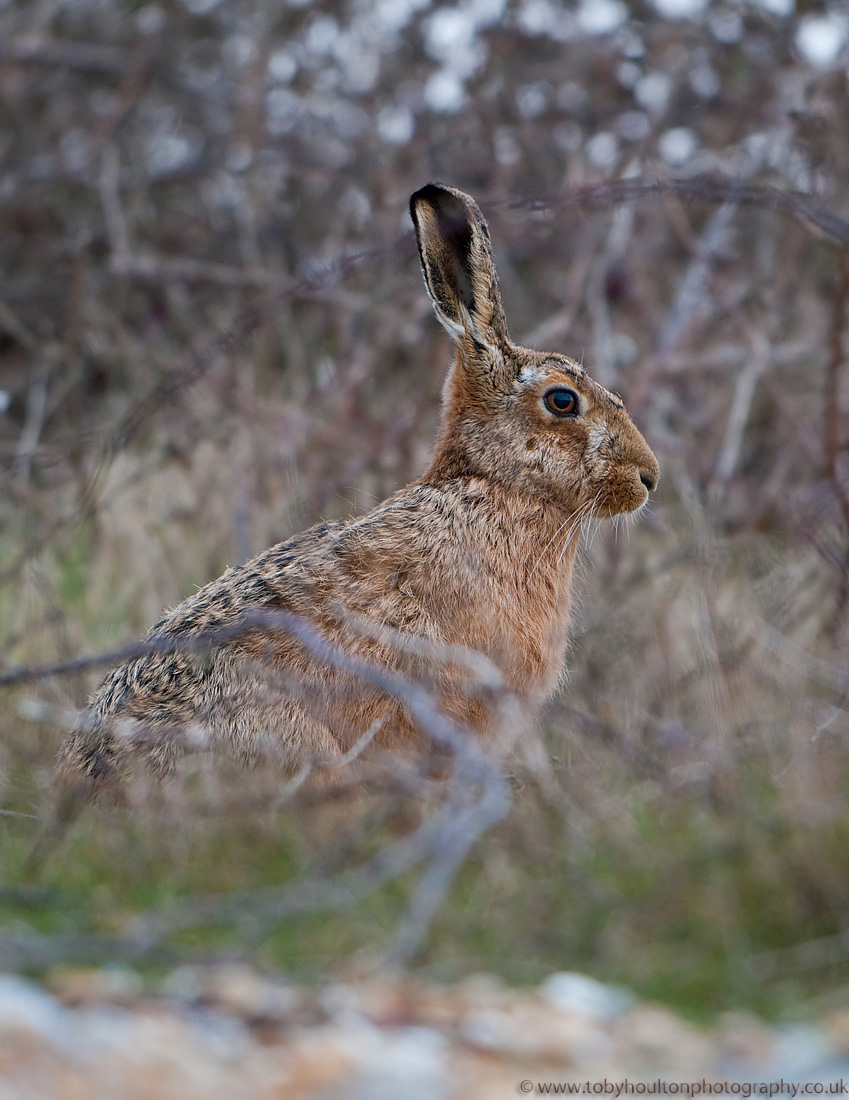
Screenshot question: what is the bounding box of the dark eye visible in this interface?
[543,388,579,417]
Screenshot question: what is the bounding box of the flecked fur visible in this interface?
[60,183,660,792]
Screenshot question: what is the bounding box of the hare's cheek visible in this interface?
[581,424,610,471]
[581,436,610,483]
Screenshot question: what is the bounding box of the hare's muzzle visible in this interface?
[632,452,661,508]
[628,425,660,502]
[607,445,660,515]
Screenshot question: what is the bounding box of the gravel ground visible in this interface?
[2,966,848,1099]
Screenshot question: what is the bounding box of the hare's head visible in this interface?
[411,183,659,518]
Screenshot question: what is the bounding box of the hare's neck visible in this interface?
[423,387,489,483]
[416,470,585,588]
[493,490,583,598]
[468,487,583,700]
[425,474,584,610]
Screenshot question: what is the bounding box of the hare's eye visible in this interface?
[543,388,579,417]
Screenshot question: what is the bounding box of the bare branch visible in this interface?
[514,176,849,249]
[2,608,513,966]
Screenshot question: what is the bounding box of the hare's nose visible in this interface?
[639,471,657,493]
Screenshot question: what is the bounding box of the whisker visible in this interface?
[579,491,605,556]
[528,492,600,577]
[529,484,612,576]
[527,515,574,579]
[555,495,599,565]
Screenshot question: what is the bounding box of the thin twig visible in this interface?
[712,328,769,484]
[824,250,849,628]
[14,357,52,488]
[99,146,131,265]
[513,176,849,248]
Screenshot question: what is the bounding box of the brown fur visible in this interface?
[60,183,659,792]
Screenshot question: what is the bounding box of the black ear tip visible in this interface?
[411,181,449,203]
[410,181,451,220]
[410,184,476,242]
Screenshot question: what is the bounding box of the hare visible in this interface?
[61,183,659,794]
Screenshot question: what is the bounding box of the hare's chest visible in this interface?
[440,562,574,702]
[500,598,573,702]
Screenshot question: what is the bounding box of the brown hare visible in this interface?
[61,183,659,794]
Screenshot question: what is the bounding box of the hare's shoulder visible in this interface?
[153,518,350,637]
[85,520,348,722]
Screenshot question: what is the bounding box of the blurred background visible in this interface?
[1,0,848,1025]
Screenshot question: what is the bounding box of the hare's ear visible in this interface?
[410,183,509,351]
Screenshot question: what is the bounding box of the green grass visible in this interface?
[3,732,849,1024]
